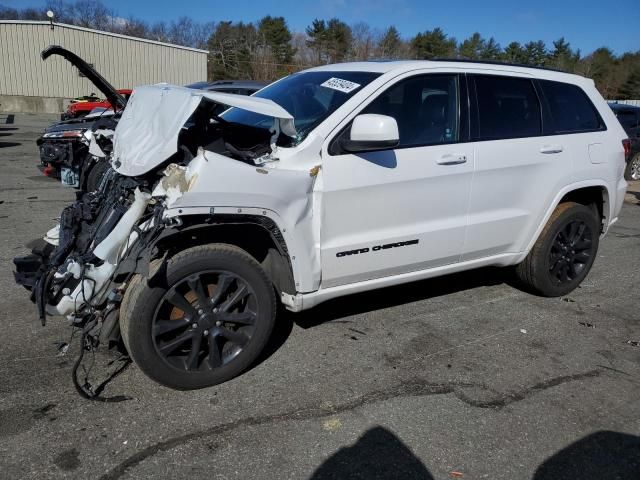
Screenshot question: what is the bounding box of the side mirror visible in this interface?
[341,114,399,153]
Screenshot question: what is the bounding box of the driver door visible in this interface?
[319,73,475,288]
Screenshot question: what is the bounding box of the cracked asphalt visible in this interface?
[1,113,639,480]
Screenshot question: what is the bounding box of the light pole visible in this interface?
[46,10,54,31]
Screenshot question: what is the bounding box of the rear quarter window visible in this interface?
[539,80,604,134]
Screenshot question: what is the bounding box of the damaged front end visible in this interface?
[13,83,312,395]
[13,170,161,326]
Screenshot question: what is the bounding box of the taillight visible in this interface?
[623,139,631,159]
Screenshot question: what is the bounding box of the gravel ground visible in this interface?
[1,113,639,480]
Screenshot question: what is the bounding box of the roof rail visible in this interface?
[431,58,568,73]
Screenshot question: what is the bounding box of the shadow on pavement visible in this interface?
[0,142,22,148]
[2,114,16,124]
[533,431,640,480]
[310,426,434,479]
[294,266,509,329]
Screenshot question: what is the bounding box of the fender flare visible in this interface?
[517,179,610,262]
[143,210,299,295]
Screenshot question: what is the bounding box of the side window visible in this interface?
[473,75,542,140]
[361,74,459,148]
[539,80,604,133]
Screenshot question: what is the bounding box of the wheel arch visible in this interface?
[151,214,297,297]
[519,180,610,262]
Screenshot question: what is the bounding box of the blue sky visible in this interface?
[4,0,639,54]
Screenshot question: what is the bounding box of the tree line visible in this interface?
[2,0,639,99]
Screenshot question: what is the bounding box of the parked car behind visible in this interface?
[61,89,132,120]
[609,102,640,180]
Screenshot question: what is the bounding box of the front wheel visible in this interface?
[515,202,600,297]
[120,244,276,390]
[625,153,640,181]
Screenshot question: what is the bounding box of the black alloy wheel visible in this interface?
[152,271,257,372]
[515,202,600,297]
[120,244,276,390]
[548,220,593,286]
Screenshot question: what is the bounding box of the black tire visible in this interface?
[85,160,110,192]
[515,202,600,297]
[120,244,276,390]
[624,153,640,181]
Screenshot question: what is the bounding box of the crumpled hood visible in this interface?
[112,84,296,177]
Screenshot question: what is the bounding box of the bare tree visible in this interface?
[349,22,380,61]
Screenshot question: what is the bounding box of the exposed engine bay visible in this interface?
[13,85,310,398]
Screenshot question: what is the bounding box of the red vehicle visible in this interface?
[61,88,132,120]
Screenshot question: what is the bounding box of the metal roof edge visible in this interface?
[0,20,209,53]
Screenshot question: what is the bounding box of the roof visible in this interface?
[305,60,588,84]
[0,20,208,54]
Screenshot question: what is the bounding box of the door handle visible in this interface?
[540,145,564,154]
[437,154,467,165]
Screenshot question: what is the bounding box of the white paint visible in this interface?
[44,225,60,246]
[96,61,629,312]
[349,114,399,142]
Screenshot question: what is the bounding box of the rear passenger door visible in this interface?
[463,74,571,261]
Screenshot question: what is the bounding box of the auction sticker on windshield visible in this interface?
[321,77,361,94]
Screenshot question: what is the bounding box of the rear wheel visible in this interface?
[625,153,640,181]
[515,202,600,297]
[120,244,276,390]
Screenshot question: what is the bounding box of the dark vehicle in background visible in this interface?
[609,103,640,180]
[185,80,267,114]
[186,79,266,95]
[37,111,119,189]
[38,45,266,190]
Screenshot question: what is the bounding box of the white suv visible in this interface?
[14,60,628,390]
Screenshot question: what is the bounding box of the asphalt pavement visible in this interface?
[1,113,639,480]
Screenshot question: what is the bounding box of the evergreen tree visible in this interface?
[548,37,580,72]
[459,32,485,60]
[502,42,527,64]
[618,68,640,99]
[258,16,295,64]
[207,21,258,79]
[410,28,457,59]
[523,40,547,66]
[480,37,501,60]
[325,18,352,63]
[305,19,328,64]
[378,26,402,59]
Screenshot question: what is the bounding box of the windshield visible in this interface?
[220,71,381,144]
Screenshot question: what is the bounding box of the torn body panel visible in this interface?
[160,149,321,292]
[113,84,297,177]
